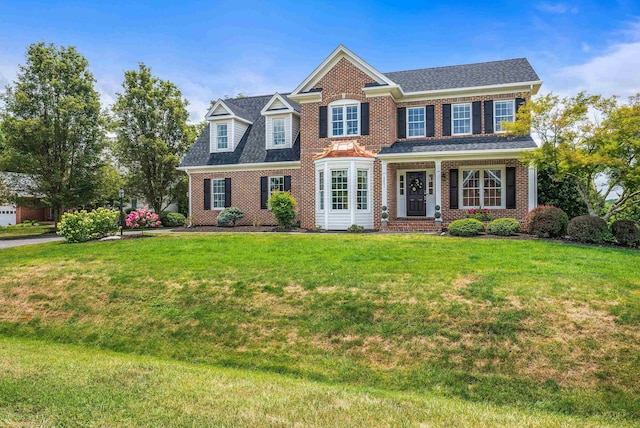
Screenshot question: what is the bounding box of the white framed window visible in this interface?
[357,169,368,210]
[331,170,348,210]
[494,100,515,132]
[217,124,228,149]
[273,118,286,146]
[407,107,425,138]
[460,167,505,209]
[330,100,360,137]
[318,170,325,211]
[452,103,471,135]
[212,179,226,209]
[269,176,284,193]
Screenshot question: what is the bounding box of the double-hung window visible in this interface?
[452,103,471,135]
[407,107,425,137]
[269,176,284,193]
[318,170,325,211]
[330,102,359,137]
[331,170,348,210]
[461,167,504,208]
[357,170,368,210]
[494,100,515,132]
[217,124,228,149]
[272,118,286,146]
[212,179,226,209]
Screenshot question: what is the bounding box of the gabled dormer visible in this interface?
[261,93,300,150]
[206,99,253,153]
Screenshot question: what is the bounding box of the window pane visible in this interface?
[212,179,226,208]
[494,100,514,132]
[346,105,358,135]
[483,169,502,207]
[357,170,368,210]
[217,124,228,149]
[273,119,286,145]
[318,171,324,211]
[452,104,471,135]
[269,176,284,193]
[331,170,348,210]
[407,107,425,137]
[462,169,480,207]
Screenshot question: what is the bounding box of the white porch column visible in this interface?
[381,160,388,210]
[435,160,442,211]
[528,164,537,210]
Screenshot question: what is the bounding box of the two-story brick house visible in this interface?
[179,45,541,231]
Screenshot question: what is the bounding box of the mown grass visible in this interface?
[0,337,632,427]
[0,224,55,240]
[0,233,638,423]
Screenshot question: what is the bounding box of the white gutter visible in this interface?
[178,161,301,173]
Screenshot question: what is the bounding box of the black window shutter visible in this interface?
[442,104,451,136]
[260,176,268,209]
[319,106,327,138]
[506,167,516,209]
[397,107,406,139]
[515,98,525,113]
[484,100,494,134]
[284,175,291,192]
[360,102,370,135]
[449,169,459,209]
[472,101,482,134]
[425,105,435,137]
[204,179,211,210]
[224,178,231,208]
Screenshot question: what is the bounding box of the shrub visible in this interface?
[448,218,485,237]
[487,218,520,236]
[160,212,186,228]
[126,207,161,230]
[526,205,568,238]
[567,215,611,244]
[57,208,119,243]
[466,208,493,222]
[217,207,244,227]
[347,224,365,233]
[610,219,640,247]
[268,191,297,228]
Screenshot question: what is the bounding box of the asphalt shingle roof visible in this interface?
[383,58,540,93]
[378,135,537,155]
[180,94,300,167]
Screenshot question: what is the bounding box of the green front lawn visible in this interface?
[0,224,55,240]
[0,234,638,424]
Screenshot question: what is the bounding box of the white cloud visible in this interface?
[536,2,578,14]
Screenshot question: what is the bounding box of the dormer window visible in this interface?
[217,124,228,149]
[330,100,359,137]
[273,118,286,146]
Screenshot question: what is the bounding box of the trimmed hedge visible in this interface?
[487,218,520,236]
[610,219,639,247]
[448,218,485,237]
[160,212,186,228]
[217,207,244,227]
[526,205,568,238]
[567,215,611,244]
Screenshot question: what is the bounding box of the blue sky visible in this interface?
[1,1,639,121]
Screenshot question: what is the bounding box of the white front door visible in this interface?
[0,205,17,226]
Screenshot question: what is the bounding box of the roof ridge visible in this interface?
[223,92,292,102]
[384,58,528,75]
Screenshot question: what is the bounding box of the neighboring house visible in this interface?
[0,172,52,226]
[179,45,541,231]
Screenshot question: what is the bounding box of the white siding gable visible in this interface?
[212,104,230,116]
[268,98,287,110]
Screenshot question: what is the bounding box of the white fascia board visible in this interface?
[362,84,404,100]
[377,147,535,162]
[396,81,543,102]
[261,93,296,115]
[178,161,300,173]
[287,91,322,103]
[206,100,253,124]
[290,44,397,96]
[262,109,300,117]
[205,99,230,118]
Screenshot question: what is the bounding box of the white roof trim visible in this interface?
[205,99,253,124]
[260,93,297,115]
[290,44,397,97]
[377,147,535,162]
[179,161,300,173]
[397,81,543,101]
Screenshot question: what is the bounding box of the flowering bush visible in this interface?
[466,208,493,222]
[57,208,119,243]
[125,207,162,230]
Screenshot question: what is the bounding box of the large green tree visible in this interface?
[0,42,105,222]
[505,92,640,221]
[112,64,192,213]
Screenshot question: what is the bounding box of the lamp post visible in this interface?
[119,188,124,237]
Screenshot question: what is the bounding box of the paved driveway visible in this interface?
[0,236,65,249]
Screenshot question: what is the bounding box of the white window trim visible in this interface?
[459,165,506,209]
[212,178,226,209]
[407,106,426,138]
[317,170,325,212]
[356,169,370,211]
[272,118,286,147]
[209,120,234,153]
[330,169,349,211]
[328,99,360,137]
[452,103,472,136]
[268,175,285,194]
[494,99,515,134]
